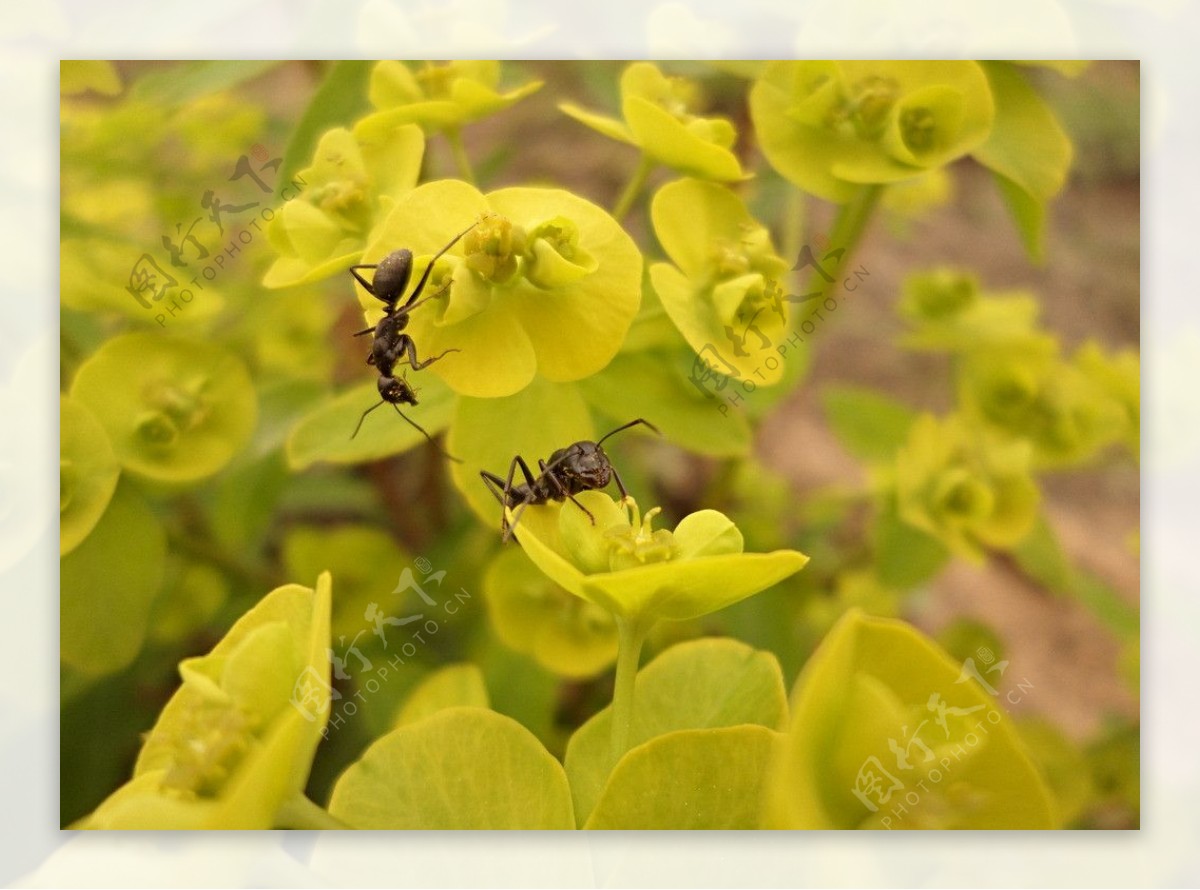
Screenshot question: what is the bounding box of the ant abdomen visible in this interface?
[370,249,414,305]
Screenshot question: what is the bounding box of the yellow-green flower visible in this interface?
[356,60,542,138]
[509,491,807,627]
[958,344,1128,468]
[765,609,1055,829]
[750,61,995,202]
[891,414,1039,561]
[484,547,618,679]
[560,62,745,181]
[900,287,1049,354]
[59,395,120,556]
[898,267,980,323]
[263,121,425,288]
[357,180,642,398]
[648,178,789,384]
[79,574,333,829]
[1076,341,1140,461]
[69,333,257,484]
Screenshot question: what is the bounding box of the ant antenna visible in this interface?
[596,418,661,447]
[351,400,385,439]
[350,399,461,463]
[389,404,463,464]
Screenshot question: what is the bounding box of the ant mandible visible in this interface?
[480,419,660,541]
[348,217,489,455]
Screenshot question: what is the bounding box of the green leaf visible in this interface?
[558,101,636,145]
[821,384,918,461]
[285,376,456,470]
[393,664,490,728]
[275,61,374,201]
[328,707,575,829]
[585,726,780,829]
[448,376,595,526]
[993,171,1048,262]
[874,498,950,589]
[577,349,751,458]
[60,395,120,556]
[61,483,166,676]
[766,609,1056,829]
[1012,514,1074,592]
[975,63,1072,197]
[564,637,787,826]
[129,60,279,106]
[975,63,1072,262]
[1071,572,1139,641]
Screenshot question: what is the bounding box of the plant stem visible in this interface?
[445,128,475,185]
[275,794,350,830]
[795,183,884,326]
[609,616,648,764]
[612,155,654,222]
[781,185,807,288]
[825,184,884,283]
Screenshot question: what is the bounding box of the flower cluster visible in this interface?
[560,62,745,181]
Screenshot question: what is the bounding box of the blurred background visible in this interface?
[59,61,1139,828]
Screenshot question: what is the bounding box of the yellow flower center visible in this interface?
[464,214,526,283]
[605,501,678,570]
[157,705,253,799]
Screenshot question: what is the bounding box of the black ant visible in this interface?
[480,419,660,540]
[348,217,488,455]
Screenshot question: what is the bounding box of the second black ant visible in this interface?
[480,419,660,540]
[348,217,488,456]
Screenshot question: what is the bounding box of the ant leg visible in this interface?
[480,470,511,536]
[609,465,631,500]
[565,493,595,524]
[401,279,454,316]
[399,219,486,310]
[503,495,536,543]
[480,471,508,506]
[348,265,379,300]
[389,404,462,463]
[543,468,596,525]
[351,399,385,439]
[498,456,539,538]
[396,335,460,371]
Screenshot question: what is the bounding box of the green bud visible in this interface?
[524,216,599,289]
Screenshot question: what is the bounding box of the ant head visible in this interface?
[373,249,414,305]
[378,374,418,406]
[559,440,612,488]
